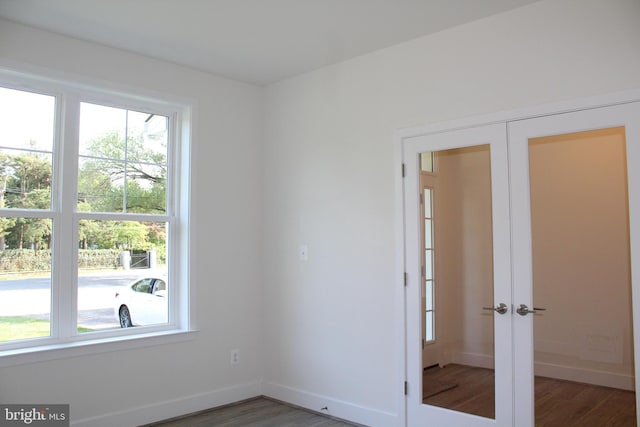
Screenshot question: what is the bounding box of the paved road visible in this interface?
[0,270,162,330]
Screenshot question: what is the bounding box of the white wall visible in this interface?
[262,0,640,425]
[0,20,265,426]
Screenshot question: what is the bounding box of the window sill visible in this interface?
[0,329,199,367]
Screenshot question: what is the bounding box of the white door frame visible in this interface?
[395,88,640,427]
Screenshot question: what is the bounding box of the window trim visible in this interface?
[0,66,194,365]
[0,329,198,367]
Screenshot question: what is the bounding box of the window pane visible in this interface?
[126,162,166,214]
[426,280,433,311]
[78,103,168,214]
[77,220,168,331]
[425,311,434,342]
[425,249,433,280]
[421,152,434,173]
[78,160,166,214]
[0,87,55,211]
[424,188,432,218]
[127,111,168,162]
[79,103,126,158]
[0,149,53,210]
[0,217,52,342]
[77,158,122,212]
[0,87,55,151]
[424,219,432,249]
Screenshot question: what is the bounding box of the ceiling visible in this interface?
[0,0,542,85]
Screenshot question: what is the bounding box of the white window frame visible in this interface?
[422,186,435,345]
[0,68,195,367]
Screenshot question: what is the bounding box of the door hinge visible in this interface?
[404,381,408,395]
[402,163,406,178]
[404,272,408,287]
[422,339,425,350]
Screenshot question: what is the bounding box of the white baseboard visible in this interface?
[451,351,494,370]
[451,351,634,391]
[535,361,634,390]
[262,380,399,427]
[71,381,262,427]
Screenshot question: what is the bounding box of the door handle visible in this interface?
[516,304,546,316]
[483,303,508,315]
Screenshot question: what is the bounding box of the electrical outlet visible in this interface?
[230,349,240,365]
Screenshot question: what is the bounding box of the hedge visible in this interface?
[0,249,122,273]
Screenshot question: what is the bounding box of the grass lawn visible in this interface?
[0,316,92,342]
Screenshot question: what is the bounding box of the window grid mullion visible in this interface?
[123,110,129,213]
[54,93,81,340]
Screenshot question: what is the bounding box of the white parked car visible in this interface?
[114,276,168,327]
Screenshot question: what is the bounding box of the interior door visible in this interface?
[509,102,640,427]
[404,123,513,427]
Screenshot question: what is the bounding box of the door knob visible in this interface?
[483,303,508,315]
[516,304,546,316]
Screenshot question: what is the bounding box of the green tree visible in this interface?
[0,153,14,249]
[115,221,148,249]
[78,201,99,249]
[3,153,52,250]
[7,216,51,250]
[78,130,166,213]
[6,153,51,207]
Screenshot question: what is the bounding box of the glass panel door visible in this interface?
[404,123,512,427]
[530,127,636,426]
[510,102,640,427]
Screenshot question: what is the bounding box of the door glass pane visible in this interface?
[426,311,434,341]
[424,188,432,217]
[423,186,436,347]
[421,145,495,419]
[425,250,433,280]
[426,281,434,311]
[424,219,433,248]
[529,127,636,425]
[421,152,434,173]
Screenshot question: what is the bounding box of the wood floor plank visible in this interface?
[147,367,636,426]
[143,397,359,427]
[423,364,636,426]
[423,364,495,419]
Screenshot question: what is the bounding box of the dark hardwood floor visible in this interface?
[144,368,636,426]
[423,364,637,426]
[143,397,360,427]
[535,376,636,427]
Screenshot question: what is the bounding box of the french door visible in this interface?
[404,123,513,427]
[403,101,640,427]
